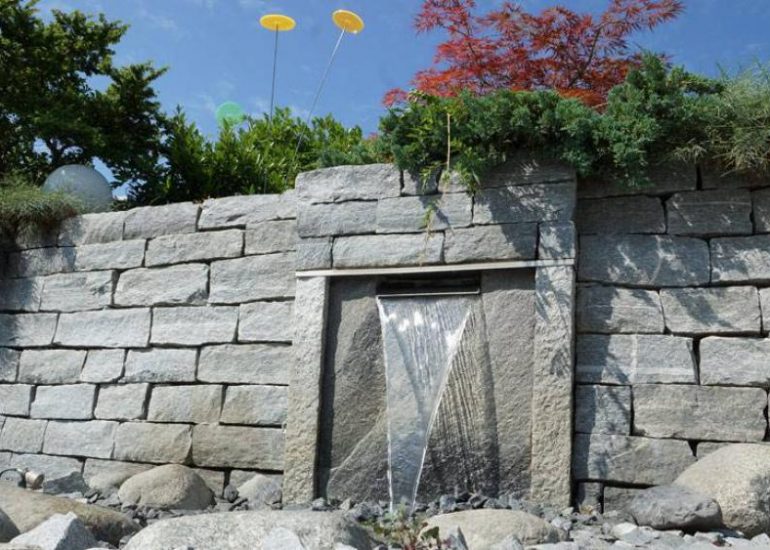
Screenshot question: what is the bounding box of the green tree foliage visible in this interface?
[0,0,166,185]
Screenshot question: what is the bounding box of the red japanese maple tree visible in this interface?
[384,0,683,106]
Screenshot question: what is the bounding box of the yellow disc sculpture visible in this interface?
[260,14,296,31]
[332,9,364,34]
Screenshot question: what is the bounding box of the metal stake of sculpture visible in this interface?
[260,14,296,121]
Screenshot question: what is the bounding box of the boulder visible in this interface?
[118,464,215,510]
[11,512,97,550]
[423,510,560,548]
[123,511,373,550]
[42,472,90,496]
[627,485,722,531]
[675,444,770,536]
[0,508,19,542]
[237,474,282,508]
[0,484,137,545]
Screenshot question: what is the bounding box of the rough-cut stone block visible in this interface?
[124,202,199,239]
[296,238,332,271]
[603,487,644,513]
[700,337,770,387]
[210,253,295,303]
[44,420,117,458]
[123,349,197,383]
[0,277,42,312]
[245,220,296,255]
[198,192,296,229]
[6,247,76,277]
[701,163,769,189]
[115,264,208,306]
[31,384,96,420]
[711,235,770,282]
[74,240,145,271]
[753,188,770,232]
[376,194,472,233]
[297,201,377,237]
[80,350,124,383]
[473,182,575,225]
[10,453,82,479]
[55,309,151,348]
[0,417,46,452]
[696,442,729,458]
[114,423,191,464]
[576,196,665,235]
[0,349,19,382]
[0,385,32,415]
[577,285,663,334]
[575,385,631,435]
[192,424,284,470]
[40,271,114,312]
[238,301,293,343]
[573,434,695,484]
[0,314,57,347]
[402,171,438,195]
[579,235,709,287]
[575,482,602,512]
[443,224,537,264]
[478,157,576,187]
[147,385,222,423]
[18,349,86,384]
[576,334,696,384]
[82,458,151,487]
[296,164,401,204]
[578,163,696,199]
[538,222,576,260]
[95,384,149,420]
[58,211,126,246]
[151,307,237,346]
[146,230,243,266]
[220,385,288,426]
[660,287,760,335]
[198,344,291,385]
[333,233,444,268]
[633,385,767,441]
[667,189,752,236]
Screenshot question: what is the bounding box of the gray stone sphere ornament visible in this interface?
[43,164,114,213]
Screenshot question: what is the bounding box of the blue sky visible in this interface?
[35,0,770,138]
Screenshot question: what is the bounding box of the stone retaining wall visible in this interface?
[0,192,296,494]
[573,165,770,512]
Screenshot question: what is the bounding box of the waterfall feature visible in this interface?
[376,295,474,512]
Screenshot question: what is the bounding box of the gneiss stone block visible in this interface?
[73,240,145,271]
[55,309,151,348]
[574,385,631,436]
[295,164,401,204]
[0,384,32,415]
[220,385,288,426]
[124,202,199,239]
[297,201,377,238]
[18,349,86,384]
[333,233,444,268]
[375,194,472,233]
[40,271,115,312]
[711,235,770,283]
[295,238,332,271]
[115,264,208,306]
[0,277,43,312]
[572,433,694,485]
[753,188,770,232]
[245,220,297,255]
[44,420,118,459]
[147,385,223,423]
[95,384,149,421]
[192,424,284,470]
[238,301,293,343]
[0,417,46,453]
[538,222,576,260]
[30,384,96,420]
[151,307,237,346]
[146,229,243,266]
[123,349,196,383]
[660,286,761,335]
[58,211,126,246]
[473,182,575,225]
[10,453,82,481]
[577,162,696,199]
[666,189,752,236]
[114,423,191,464]
[0,313,58,347]
[633,384,767,442]
[6,247,75,277]
[579,235,709,287]
[198,344,291,385]
[576,334,696,384]
[198,192,296,229]
[209,253,295,303]
[576,196,665,235]
[700,337,770,387]
[577,285,663,334]
[80,350,124,384]
[443,224,537,264]
[0,348,19,382]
